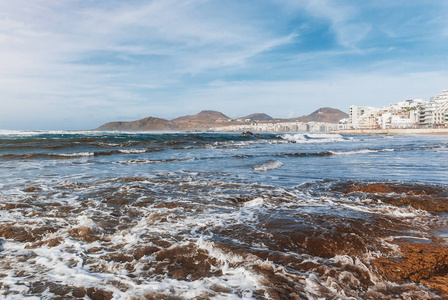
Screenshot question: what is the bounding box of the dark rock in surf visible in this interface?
[374,239,448,296]
[240,131,254,136]
[332,181,448,212]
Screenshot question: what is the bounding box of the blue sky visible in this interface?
[1,0,448,129]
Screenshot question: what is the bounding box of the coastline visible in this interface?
[332,128,448,135]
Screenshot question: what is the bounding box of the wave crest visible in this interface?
[281,133,348,143]
[253,160,283,172]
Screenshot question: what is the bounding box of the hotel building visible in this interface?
[344,90,448,129]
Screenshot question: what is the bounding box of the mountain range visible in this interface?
[95,107,348,131]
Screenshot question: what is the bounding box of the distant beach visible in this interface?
[334,128,448,135]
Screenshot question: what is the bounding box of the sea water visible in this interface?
[0,131,447,299]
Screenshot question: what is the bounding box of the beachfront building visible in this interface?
[348,105,377,129]
[419,90,448,127]
[214,121,338,133]
[384,99,426,129]
[338,118,350,130]
[346,89,448,130]
[348,100,427,129]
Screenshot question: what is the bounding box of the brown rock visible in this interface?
[25,237,63,249]
[86,287,113,300]
[102,252,134,263]
[133,246,161,260]
[24,186,39,192]
[0,224,57,243]
[2,203,32,210]
[421,275,448,296]
[88,247,103,253]
[373,239,448,297]
[332,182,448,212]
[72,287,86,298]
[68,226,100,243]
[155,244,221,280]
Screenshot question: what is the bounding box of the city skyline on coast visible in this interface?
[1,0,448,130]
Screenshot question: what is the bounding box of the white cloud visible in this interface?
[304,0,371,48]
[0,0,447,129]
[174,71,448,119]
[275,0,371,48]
[0,0,297,129]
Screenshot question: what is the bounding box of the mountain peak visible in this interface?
[172,110,231,123]
[94,107,347,131]
[96,116,175,131]
[292,107,348,123]
[238,113,273,121]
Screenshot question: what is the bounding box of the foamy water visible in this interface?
[281,133,349,143]
[252,160,283,172]
[1,131,448,299]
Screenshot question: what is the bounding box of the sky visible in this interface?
[1,0,448,130]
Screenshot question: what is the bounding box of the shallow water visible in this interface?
[0,131,447,299]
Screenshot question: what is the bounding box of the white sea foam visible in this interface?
[117,158,192,165]
[243,197,264,207]
[76,215,97,228]
[56,152,95,157]
[306,133,343,139]
[389,235,432,242]
[330,149,395,155]
[118,149,147,154]
[433,146,448,153]
[281,133,348,143]
[252,160,283,172]
[206,139,289,149]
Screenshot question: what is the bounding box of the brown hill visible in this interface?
[172,110,231,123]
[171,110,232,130]
[238,113,273,121]
[96,117,175,131]
[292,107,348,124]
[95,107,347,132]
[95,110,233,132]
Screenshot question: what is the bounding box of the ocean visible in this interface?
[0,131,447,299]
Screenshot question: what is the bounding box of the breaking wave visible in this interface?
[252,159,283,171]
[280,133,349,143]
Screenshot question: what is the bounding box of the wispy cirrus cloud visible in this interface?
[303,0,371,48]
[0,0,447,129]
[0,0,298,128]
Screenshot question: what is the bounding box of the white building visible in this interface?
[385,99,426,129]
[338,118,350,130]
[214,121,337,133]
[348,99,428,129]
[348,105,377,129]
[419,90,448,127]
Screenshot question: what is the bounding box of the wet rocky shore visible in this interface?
[1,178,447,299]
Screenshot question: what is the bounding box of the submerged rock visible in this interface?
[374,239,448,296]
[0,224,57,243]
[332,182,448,212]
[23,186,39,193]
